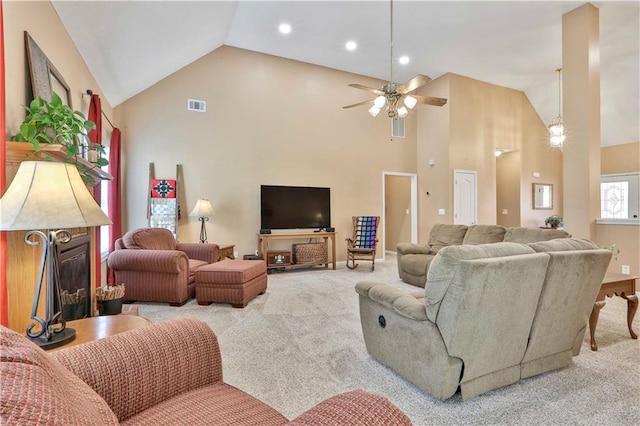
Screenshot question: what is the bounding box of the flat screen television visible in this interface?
[261,185,331,230]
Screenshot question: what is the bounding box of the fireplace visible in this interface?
[58,235,91,321]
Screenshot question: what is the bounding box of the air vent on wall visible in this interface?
[187,98,206,112]
[392,117,405,138]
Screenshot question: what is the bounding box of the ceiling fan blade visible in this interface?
[348,83,385,96]
[397,74,432,94]
[343,99,373,109]
[412,94,448,107]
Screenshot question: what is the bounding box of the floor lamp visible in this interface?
[189,199,215,243]
[0,162,111,349]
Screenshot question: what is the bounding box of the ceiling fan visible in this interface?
[343,0,447,118]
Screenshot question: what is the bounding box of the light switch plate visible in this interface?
[438,208,445,215]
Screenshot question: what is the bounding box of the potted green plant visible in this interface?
[544,215,564,228]
[12,93,108,183]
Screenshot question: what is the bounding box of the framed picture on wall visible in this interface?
[532,183,553,209]
[25,31,72,107]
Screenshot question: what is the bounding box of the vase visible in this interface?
[97,298,123,316]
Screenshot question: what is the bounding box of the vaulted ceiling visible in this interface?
[52,1,639,147]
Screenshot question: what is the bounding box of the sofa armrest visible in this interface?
[107,249,188,273]
[177,242,219,263]
[52,318,222,423]
[396,243,431,256]
[288,390,412,425]
[355,281,427,321]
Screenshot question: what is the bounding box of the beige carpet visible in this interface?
[135,258,640,425]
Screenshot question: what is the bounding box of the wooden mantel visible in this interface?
[6,141,113,182]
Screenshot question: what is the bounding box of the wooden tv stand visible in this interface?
[257,231,336,270]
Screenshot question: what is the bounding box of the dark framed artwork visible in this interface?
[25,31,72,107]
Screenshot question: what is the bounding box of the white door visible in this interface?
[454,170,477,225]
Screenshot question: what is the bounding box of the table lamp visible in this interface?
[0,161,112,349]
[189,199,215,243]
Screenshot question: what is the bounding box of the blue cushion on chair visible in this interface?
[355,216,378,249]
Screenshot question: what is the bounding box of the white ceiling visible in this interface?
[52,1,639,147]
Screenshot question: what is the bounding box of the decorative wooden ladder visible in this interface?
[148,163,182,239]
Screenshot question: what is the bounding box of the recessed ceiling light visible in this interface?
[399,56,410,65]
[345,41,357,51]
[278,23,291,35]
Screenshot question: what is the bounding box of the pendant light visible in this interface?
[548,68,565,148]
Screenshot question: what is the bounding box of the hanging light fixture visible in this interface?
[343,1,447,117]
[548,68,565,148]
[369,0,418,118]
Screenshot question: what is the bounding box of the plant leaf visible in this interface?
[51,92,62,106]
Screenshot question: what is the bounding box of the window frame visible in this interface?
[597,172,640,225]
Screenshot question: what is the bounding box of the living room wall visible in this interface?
[114,46,419,260]
[415,73,562,241]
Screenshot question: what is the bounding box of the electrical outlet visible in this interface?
[234,251,239,259]
[438,208,445,216]
[622,265,630,275]
[502,209,508,215]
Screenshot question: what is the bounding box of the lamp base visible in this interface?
[30,327,76,350]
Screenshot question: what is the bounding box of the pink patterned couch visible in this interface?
[107,228,219,306]
[1,318,412,425]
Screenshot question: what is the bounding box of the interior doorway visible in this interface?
[453,169,477,225]
[382,172,418,261]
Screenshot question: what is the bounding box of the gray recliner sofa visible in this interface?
[396,224,571,287]
[356,238,611,401]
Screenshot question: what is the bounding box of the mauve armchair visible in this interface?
[107,228,219,306]
[1,318,412,425]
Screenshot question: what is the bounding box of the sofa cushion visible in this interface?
[527,237,597,252]
[427,224,468,254]
[0,326,119,425]
[399,254,435,278]
[503,227,570,243]
[123,228,177,250]
[462,225,507,245]
[425,242,536,322]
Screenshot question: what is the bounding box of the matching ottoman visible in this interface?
[195,259,267,308]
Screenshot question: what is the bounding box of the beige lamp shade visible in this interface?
[0,161,112,231]
[189,199,215,217]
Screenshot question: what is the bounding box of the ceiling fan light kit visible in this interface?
[343,0,447,119]
[404,96,418,109]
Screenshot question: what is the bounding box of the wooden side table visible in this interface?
[218,244,236,261]
[48,315,151,351]
[589,272,638,351]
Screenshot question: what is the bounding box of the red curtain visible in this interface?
[88,95,102,288]
[87,94,102,146]
[107,128,122,285]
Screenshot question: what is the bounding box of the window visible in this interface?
[600,173,639,220]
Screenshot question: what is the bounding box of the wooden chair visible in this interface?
[346,216,380,271]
